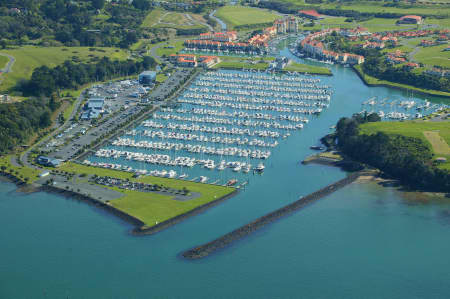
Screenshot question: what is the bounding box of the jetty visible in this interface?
[182,171,365,259]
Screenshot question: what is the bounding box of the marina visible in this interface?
[85,67,446,187]
[2,43,450,299]
[86,70,334,186]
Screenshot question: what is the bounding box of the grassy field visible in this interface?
[215,5,280,29]
[319,2,450,16]
[155,40,185,57]
[213,61,269,70]
[0,46,128,92]
[413,44,450,68]
[0,155,41,183]
[353,65,450,98]
[284,62,331,75]
[59,162,235,226]
[0,55,8,69]
[359,120,450,169]
[141,8,164,27]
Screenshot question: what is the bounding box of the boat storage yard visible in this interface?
[84,69,446,187]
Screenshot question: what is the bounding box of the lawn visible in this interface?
[0,55,8,69]
[213,61,269,70]
[359,120,450,169]
[284,62,331,75]
[155,40,185,57]
[319,2,450,17]
[141,8,164,28]
[0,155,41,183]
[215,5,280,29]
[59,162,235,226]
[413,44,450,68]
[0,46,128,92]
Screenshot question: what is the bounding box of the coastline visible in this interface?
[351,65,450,99]
[0,171,239,235]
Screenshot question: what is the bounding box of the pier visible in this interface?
[182,171,365,259]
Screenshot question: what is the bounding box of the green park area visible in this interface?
[59,162,235,227]
[0,155,41,183]
[314,1,450,17]
[0,46,128,92]
[284,62,331,75]
[142,8,207,30]
[0,55,8,69]
[215,5,280,29]
[360,119,450,170]
[414,44,450,69]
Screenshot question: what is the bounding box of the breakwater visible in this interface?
[182,171,364,259]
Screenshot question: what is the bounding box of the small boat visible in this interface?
[227,179,238,186]
[255,163,265,173]
[310,145,324,150]
[199,176,208,183]
[179,173,188,179]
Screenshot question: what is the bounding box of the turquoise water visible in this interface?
[1,53,449,298]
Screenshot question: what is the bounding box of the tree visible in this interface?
[91,0,105,10]
[39,111,52,127]
[132,0,151,10]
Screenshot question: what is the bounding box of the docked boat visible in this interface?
[227,179,238,186]
[310,145,324,150]
[255,163,265,173]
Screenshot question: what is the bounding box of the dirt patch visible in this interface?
[423,130,450,155]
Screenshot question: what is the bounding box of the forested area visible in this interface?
[22,56,156,96]
[331,114,450,192]
[0,0,149,48]
[0,96,59,154]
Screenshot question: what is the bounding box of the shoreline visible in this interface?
[0,172,239,235]
[351,65,450,99]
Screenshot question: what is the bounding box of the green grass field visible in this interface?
[215,5,280,29]
[0,55,8,69]
[59,162,235,226]
[141,8,164,27]
[414,44,450,68]
[319,2,450,17]
[155,40,185,57]
[359,120,450,169]
[0,155,41,183]
[213,61,269,70]
[284,62,331,75]
[0,46,128,92]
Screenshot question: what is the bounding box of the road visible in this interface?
[185,13,214,31]
[209,10,227,31]
[0,53,15,73]
[20,92,85,170]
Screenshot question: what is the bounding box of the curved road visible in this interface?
[209,9,227,31]
[0,53,15,73]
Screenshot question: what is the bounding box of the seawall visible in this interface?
[182,171,364,259]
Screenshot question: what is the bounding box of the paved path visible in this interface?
[185,13,213,31]
[20,92,85,170]
[209,10,226,31]
[0,53,15,73]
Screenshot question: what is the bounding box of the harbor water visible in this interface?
[1,49,450,298]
